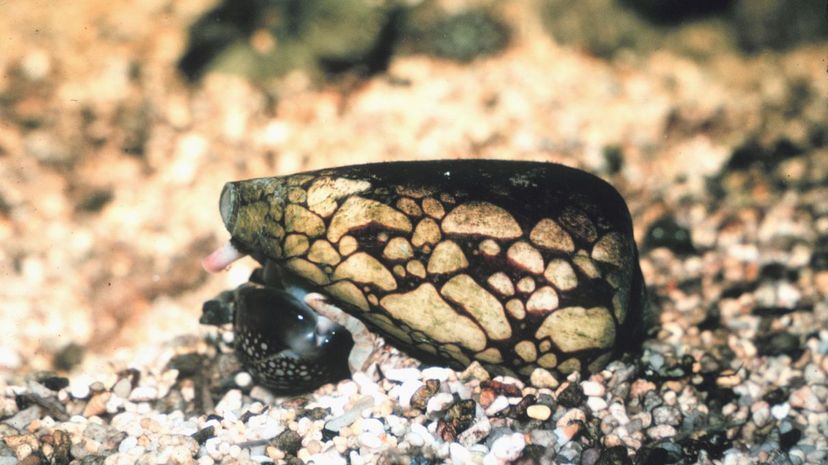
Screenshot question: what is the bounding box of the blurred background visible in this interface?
[0,0,826,378]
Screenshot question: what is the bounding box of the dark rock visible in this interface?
[167,353,205,378]
[410,379,440,410]
[643,215,695,255]
[191,425,215,445]
[730,0,828,51]
[596,445,632,465]
[76,456,107,465]
[52,343,85,371]
[763,387,787,405]
[621,0,733,24]
[557,382,585,408]
[421,9,510,62]
[300,407,330,421]
[75,189,113,214]
[37,375,69,392]
[755,332,803,359]
[271,429,302,456]
[810,235,828,270]
[437,399,476,441]
[779,426,802,451]
[635,441,683,465]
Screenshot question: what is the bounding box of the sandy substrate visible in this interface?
[1,1,827,464]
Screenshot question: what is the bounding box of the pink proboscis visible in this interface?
[202,242,245,273]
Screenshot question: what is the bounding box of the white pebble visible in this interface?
[118,435,138,453]
[385,368,422,383]
[427,393,455,414]
[771,403,790,419]
[421,367,453,381]
[249,386,275,404]
[70,382,91,400]
[581,381,605,397]
[450,442,471,465]
[608,403,630,425]
[128,386,158,402]
[526,404,552,421]
[406,431,425,447]
[358,432,383,449]
[215,389,242,416]
[484,396,510,416]
[112,378,132,399]
[361,418,385,435]
[234,372,253,388]
[587,397,608,412]
[448,381,472,399]
[396,380,424,409]
[484,433,526,465]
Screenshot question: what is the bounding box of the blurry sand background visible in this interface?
[0,0,826,381]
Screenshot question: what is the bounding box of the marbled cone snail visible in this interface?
[201,160,649,392]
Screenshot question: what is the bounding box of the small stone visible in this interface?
[771,403,791,420]
[529,429,556,448]
[647,424,677,440]
[450,443,471,465]
[555,409,586,444]
[38,376,69,391]
[652,406,681,426]
[82,392,111,417]
[484,433,526,465]
[460,361,491,382]
[530,368,559,389]
[271,429,302,456]
[191,426,215,445]
[427,393,455,414]
[421,367,453,381]
[411,379,440,410]
[385,367,422,383]
[484,396,510,416]
[581,381,605,397]
[457,418,492,447]
[128,386,158,402]
[214,389,242,416]
[630,380,656,397]
[324,396,373,433]
[587,397,608,412]
[595,445,632,465]
[790,385,826,412]
[234,372,253,388]
[357,432,383,449]
[70,382,91,400]
[557,383,585,408]
[111,378,132,399]
[3,405,42,431]
[526,404,552,421]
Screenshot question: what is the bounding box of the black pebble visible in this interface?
[779,427,802,451]
[557,382,586,408]
[596,445,632,465]
[271,429,302,456]
[167,353,205,378]
[763,387,788,405]
[755,332,803,359]
[191,425,215,445]
[39,376,70,391]
[635,441,683,465]
[643,215,695,255]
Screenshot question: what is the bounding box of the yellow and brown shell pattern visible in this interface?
[209,160,647,381]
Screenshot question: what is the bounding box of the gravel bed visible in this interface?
[2,1,827,464]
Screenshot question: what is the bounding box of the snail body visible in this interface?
[203,160,647,390]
